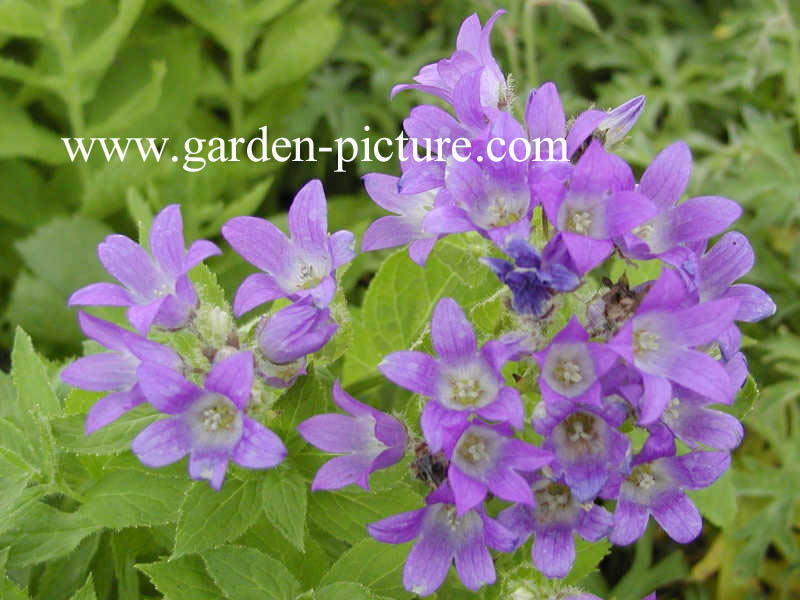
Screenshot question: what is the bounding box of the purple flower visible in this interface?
[222,180,355,316]
[257,297,338,365]
[424,112,533,246]
[541,140,656,274]
[533,317,619,407]
[619,142,742,260]
[298,380,407,491]
[691,231,776,324]
[597,95,646,146]
[608,268,740,418]
[482,237,580,317]
[61,311,181,435]
[379,297,525,452]
[367,482,518,596]
[531,397,629,503]
[609,438,730,545]
[69,205,221,334]
[445,422,553,515]
[132,352,286,489]
[391,11,507,110]
[360,172,441,266]
[497,476,613,578]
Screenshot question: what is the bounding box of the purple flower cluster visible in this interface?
[62,183,355,489]
[350,10,775,596]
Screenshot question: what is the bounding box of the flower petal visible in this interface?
[298,414,370,453]
[222,216,292,279]
[98,234,160,298]
[640,141,692,211]
[149,204,186,279]
[649,489,702,543]
[188,447,230,490]
[368,508,426,543]
[379,351,439,396]
[403,528,454,597]
[610,497,650,545]
[576,505,613,542]
[450,464,488,516]
[132,418,191,467]
[311,453,373,491]
[137,363,202,414]
[288,179,330,265]
[454,528,495,591]
[205,352,253,409]
[532,526,575,579]
[231,416,286,469]
[86,386,146,435]
[61,353,137,392]
[69,283,132,307]
[185,239,222,270]
[431,298,477,362]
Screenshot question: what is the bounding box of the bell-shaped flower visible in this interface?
[379,297,525,452]
[367,482,518,596]
[298,380,407,491]
[61,311,181,434]
[531,397,629,503]
[222,180,355,316]
[608,269,740,418]
[391,11,508,110]
[609,433,729,545]
[69,204,221,334]
[132,352,286,489]
[620,142,742,260]
[497,476,613,578]
[445,422,553,515]
[541,141,656,274]
[482,236,580,318]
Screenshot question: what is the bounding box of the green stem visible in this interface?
[504,0,524,85]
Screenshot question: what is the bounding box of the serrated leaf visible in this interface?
[308,483,422,545]
[80,469,192,529]
[68,575,97,600]
[11,327,60,417]
[718,374,758,420]
[189,263,229,310]
[319,537,411,598]
[342,235,500,385]
[563,537,612,584]
[173,479,262,558]
[0,450,34,528]
[262,468,308,552]
[560,1,602,35]
[0,502,100,568]
[313,582,384,600]
[37,534,100,600]
[51,404,160,455]
[202,545,301,600]
[138,555,226,600]
[0,93,66,163]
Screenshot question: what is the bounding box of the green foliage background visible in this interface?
[0,0,797,598]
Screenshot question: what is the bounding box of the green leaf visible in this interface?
[688,469,737,530]
[173,479,262,558]
[0,93,66,164]
[0,449,34,519]
[202,545,301,600]
[312,582,384,600]
[11,327,60,417]
[319,537,412,598]
[247,0,342,98]
[262,468,308,552]
[0,1,45,38]
[37,534,100,600]
[138,555,226,600]
[80,469,192,529]
[342,235,500,385]
[51,405,160,455]
[190,263,229,310]
[68,575,97,600]
[560,1,602,35]
[718,374,758,420]
[564,537,612,584]
[0,502,100,568]
[0,548,29,599]
[308,483,422,545]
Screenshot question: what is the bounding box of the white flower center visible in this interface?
[662,397,680,423]
[568,210,592,234]
[186,393,243,448]
[438,361,498,410]
[633,222,654,241]
[634,329,660,355]
[554,360,582,385]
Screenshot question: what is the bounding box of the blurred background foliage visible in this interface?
[0,0,797,598]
